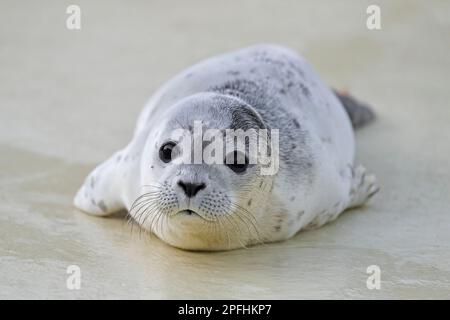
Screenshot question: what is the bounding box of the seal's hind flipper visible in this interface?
[334,89,375,128]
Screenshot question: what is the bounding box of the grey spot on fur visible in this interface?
[90,177,95,189]
[227,70,240,76]
[296,211,304,220]
[288,61,305,78]
[91,198,96,206]
[247,199,252,206]
[299,83,310,97]
[321,137,332,144]
[97,200,108,213]
[290,196,295,201]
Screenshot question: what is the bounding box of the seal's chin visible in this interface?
[157,209,249,251]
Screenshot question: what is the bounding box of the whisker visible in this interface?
[140,202,161,230]
[229,201,267,247]
[223,214,248,249]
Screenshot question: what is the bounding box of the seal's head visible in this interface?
[131,93,277,250]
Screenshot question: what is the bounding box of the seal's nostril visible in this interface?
[178,181,206,198]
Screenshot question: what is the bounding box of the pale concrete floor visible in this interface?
[1,0,449,299]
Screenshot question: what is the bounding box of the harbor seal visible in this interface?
[74,44,379,250]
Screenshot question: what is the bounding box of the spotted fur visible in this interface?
[74,44,378,250]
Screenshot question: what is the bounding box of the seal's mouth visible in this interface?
[178,209,202,218]
[176,209,214,222]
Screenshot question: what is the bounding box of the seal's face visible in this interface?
[131,94,274,250]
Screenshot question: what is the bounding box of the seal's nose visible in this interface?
[177,181,206,198]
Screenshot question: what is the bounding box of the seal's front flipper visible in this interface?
[74,152,126,216]
[347,165,379,209]
[334,89,375,128]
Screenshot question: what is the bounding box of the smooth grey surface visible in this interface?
[1,0,449,299]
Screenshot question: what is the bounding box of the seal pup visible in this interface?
[74,44,379,250]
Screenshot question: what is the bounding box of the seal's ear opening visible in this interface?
[73,151,126,216]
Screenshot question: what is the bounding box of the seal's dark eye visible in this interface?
[159,142,176,163]
[225,151,249,174]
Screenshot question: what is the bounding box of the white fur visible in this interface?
[74,44,378,250]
